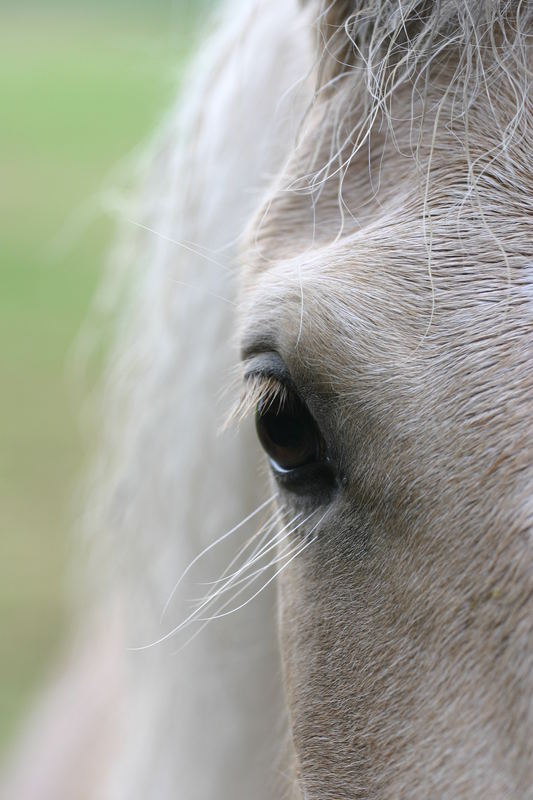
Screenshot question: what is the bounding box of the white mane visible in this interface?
[85,1,312,797]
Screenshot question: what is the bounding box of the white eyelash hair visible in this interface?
[229,374,289,426]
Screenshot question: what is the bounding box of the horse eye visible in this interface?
[255,390,324,473]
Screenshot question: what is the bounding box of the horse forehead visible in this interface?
[240,228,434,385]
[242,209,437,330]
[241,228,533,402]
[242,177,533,320]
[241,114,533,361]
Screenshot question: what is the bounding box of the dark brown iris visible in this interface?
[255,391,323,472]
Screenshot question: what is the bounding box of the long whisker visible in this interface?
[191,509,327,625]
[183,513,284,608]
[188,511,313,608]
[130,507,327,652]
[126,218,233,273]
[160,494,277,622]
[134,504,284,651]
[186,512,304,611]
[195,518,324,624]
[171,514,325,655]
[171,279,236,307]
[202,509,302,588]
[198,506,285,587]
[193,522,311,601]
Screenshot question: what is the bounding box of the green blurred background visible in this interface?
[1,0,213,754]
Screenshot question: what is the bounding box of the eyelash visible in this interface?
[230,373,289,425]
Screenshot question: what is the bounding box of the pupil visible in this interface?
[265,411,304,448]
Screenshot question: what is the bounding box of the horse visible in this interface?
[1,0,532,797]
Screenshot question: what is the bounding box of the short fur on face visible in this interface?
[240,2,533,797]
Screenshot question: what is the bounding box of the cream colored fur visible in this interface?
[1,1,532,798]
[240,1,533,798]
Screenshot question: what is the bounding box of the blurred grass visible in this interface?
[0,2,205,752]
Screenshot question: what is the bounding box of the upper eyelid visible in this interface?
[242,351,292,386]
[239,333,279,363]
